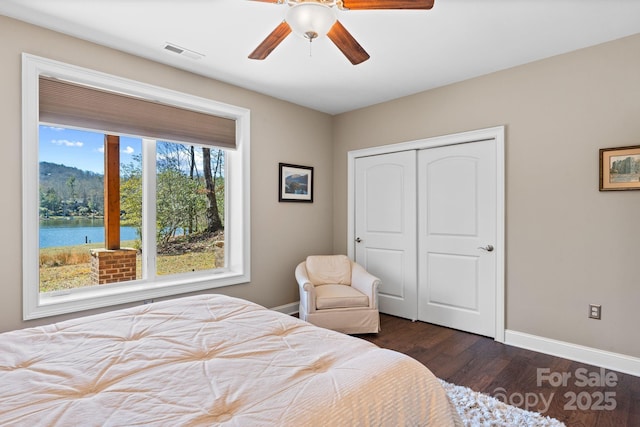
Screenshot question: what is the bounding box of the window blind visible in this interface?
[39,76,236,148]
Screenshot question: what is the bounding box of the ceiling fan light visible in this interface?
[286,3,337,40]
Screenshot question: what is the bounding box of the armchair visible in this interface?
[296,255,380,334]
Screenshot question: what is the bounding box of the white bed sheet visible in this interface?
[0,294,461,426]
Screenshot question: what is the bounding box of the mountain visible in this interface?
[39,162,104,215]
[284,173,309,194]
[285,174,309,186]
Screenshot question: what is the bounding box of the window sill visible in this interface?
[26,270,250,320]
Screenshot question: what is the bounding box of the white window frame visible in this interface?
[22,54,251,320]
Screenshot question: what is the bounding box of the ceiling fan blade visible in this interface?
[327,20,370,65]
[341,0,434,10]
[248,21,292,60]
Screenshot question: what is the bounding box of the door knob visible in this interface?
[355,237,362,243]
[478,244,494,252]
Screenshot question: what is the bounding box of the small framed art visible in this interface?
[599,145,640,191]
[279,163,314,202]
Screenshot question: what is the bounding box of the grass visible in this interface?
[39,233,223,292]
[40,263,95,291]
[157,252,217,276]
[40,242,105,267]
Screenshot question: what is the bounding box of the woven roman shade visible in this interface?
[39,77,236,148]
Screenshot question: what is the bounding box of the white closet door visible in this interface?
[417,140,497,337]
[354,151,417,320]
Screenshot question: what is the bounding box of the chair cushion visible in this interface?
[306,255,351,286]
[315,284,369,310]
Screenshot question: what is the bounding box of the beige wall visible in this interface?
[0,16,333,332]
[3,14,639,360]
[332,33,640,358]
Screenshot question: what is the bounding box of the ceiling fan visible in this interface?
[248,0,435,65]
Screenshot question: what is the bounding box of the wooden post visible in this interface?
[104,134,120,250]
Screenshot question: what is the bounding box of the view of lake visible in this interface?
[610,173,640,183]
[40,218,138,248]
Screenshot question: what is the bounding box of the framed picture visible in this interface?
[279,163,314,202]
[599,145,640,191]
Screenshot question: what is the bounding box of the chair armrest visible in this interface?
[295,262,317,314]
[350,262,381,309]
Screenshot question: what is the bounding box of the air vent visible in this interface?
[163,43,205,60]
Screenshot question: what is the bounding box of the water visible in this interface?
[39,217,138,248]
[610,173,640,183]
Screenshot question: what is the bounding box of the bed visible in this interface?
[0,294,462,426]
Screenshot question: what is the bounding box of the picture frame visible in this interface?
[279,163,314,202]
[599,145,640,191]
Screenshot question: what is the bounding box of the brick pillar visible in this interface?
[90,248,137,285]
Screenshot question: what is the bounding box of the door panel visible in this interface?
[427,253,478,310]
[365,248,406,299]
[427,158,478,236]
[418,140,496,337]
[354,151,417,320]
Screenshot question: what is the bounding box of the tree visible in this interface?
[66,176,76,201]
[120,143,225,246]
[120,155,143,244]
[156,168,202,244]
[212,149,225,224]
[188,145,197,234]
[202,147,223,233]
[39,187,61,216]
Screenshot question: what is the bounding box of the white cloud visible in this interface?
[97,146,105,153]
[51,139,83,147]
[122,146,135,155]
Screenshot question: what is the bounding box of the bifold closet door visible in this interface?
[354,151,418,320]
[417,140,497,337]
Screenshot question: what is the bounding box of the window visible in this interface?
[23,54,250,320]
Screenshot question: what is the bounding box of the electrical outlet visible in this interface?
[589,304,601,320]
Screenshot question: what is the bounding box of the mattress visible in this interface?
[0,294,462,426]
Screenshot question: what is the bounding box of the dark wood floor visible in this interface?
[357,314,640,427]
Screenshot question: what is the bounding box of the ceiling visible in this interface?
[2,0,640,115]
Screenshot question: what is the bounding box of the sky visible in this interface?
[39,125,141,174]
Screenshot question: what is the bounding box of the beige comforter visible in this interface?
[0,294,461,426]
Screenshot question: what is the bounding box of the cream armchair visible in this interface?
[296,255,380,334]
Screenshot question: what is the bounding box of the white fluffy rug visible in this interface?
[440,380,566,427]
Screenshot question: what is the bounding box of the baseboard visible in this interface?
[505,329,640,377]
[267,307,640,377]
[270,301,299,316]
